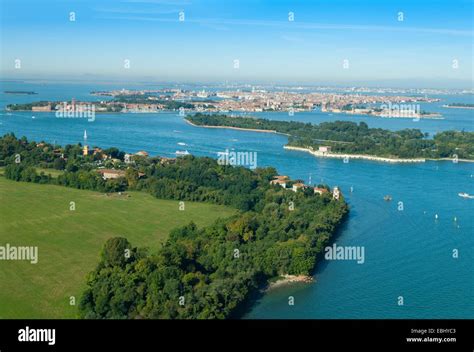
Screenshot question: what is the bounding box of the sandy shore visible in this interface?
[284,145,427,163]
[267,274,314,290]
[426,157,474,163]
[442,105,474,110]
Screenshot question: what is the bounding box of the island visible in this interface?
[442,103,474,110]
[5,97,194,113]
[4,90,38,95]
[186,113,474,162]
[0,133,348,319]
[5,88,442,115]
[321,103,443,119]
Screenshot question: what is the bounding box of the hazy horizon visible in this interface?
[1,0,473,89]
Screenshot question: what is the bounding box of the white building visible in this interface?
[319,146,332,153]
[332,186,340,200]
[292,182,305,192]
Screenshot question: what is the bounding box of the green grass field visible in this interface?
[36,168,64,178]
[0,177,236,318]
[0,166,63,178]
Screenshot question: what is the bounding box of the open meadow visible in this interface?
[0,176,235,318]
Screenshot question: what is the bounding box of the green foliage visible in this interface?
[187,113,474,159]
[100,237,134,268]
[0,133,348,319]
[6,101,51,110]
[79,164,348,319]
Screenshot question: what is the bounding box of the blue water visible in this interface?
[1,81,473,318]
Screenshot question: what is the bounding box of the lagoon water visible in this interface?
[1,82,473,318]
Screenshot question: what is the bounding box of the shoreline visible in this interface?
[285,145,474,163]
[426,157,474,163]
[3,109,184,115]
[266,274,314,291]
[323,110,444,120]
[185,120,474,164]
[284,145,426,163]
[184,118,290,135]
[442,105,474,110]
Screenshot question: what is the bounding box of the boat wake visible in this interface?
[458,192,474,199]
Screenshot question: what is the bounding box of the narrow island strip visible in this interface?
[185,117,287,134]
[185,113,474,163]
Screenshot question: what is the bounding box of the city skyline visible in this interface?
[0,0,473,88]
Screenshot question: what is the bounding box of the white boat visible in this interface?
[177,142,187,146]
[458,192,474,199]
[175,150,190,156]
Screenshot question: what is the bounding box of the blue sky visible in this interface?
[0,0,472,87]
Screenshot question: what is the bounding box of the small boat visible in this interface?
[175,150,190,156]
[177,142,187,146]
[458,192,474,199]
[31,116,36,119]
[383,195,392,201]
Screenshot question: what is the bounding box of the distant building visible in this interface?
[273,175,289,181]
[292,182,306,192]
[32,105,51,112]
[332,186,341,200]
[160,157,176,165]
[318,146,331,153]
[314,187,329,195]
[92,148,108,160]
[83,145,90,156]
[135,151,149,157]
[97,169,126,180]
[124,153,133,163]
[270,179,287,188]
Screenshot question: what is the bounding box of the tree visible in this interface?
[100,237,133,268]
[53,157,66,170]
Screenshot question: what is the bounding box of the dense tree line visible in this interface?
[0,134,348,318]
[6,101,51,110]
[6,96,194,112]
[0,134,127,192]
[445,103,474,107]
[187,113,474,159]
